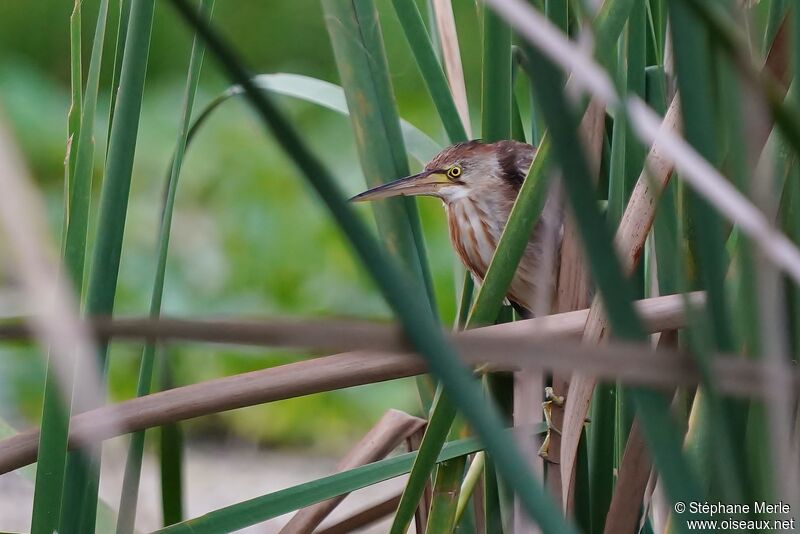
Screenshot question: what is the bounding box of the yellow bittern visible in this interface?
[351,139,561,317]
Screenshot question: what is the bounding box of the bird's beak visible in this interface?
[350,170,448,202]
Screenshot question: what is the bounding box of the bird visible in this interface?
[351,139,562,317]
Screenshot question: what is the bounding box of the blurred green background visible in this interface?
[0,0,486,452]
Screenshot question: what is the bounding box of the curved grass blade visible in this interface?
[168,2,577,532]
[115,2,214,532]
[31,1,109,532]
[154,427,543,534]
[61,0,156,530]
[189,73,440,167]
[391,0,468,143]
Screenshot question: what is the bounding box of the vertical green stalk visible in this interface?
[481,7,512,141]
[333,1,466,528]
[63,0,110,292]
[650,0,666,62]
[391,0,468,143]
[716,7,765,505]
[604,36,628,517]
[159,359,185,527]
[646,65,678,298]
[454,451,485,527]
[456,273,474,330]
[425,0,443,60]
[115,2,214,532]
[483,453,504,533]
[607,39,627,228]
[667,0,746,507]
[789,0,800,355]
[106,0,131,151]
[324,0,438,431]
[623,1,646,203]
[784,153,800,355]
[426,456,467,532]
[483,370,514,532]
[545,0,568,36]
[588,384,616,534]
[613,0,646,493]
[323,0,435,307]
[511,50,528,143]
[474,9,513,517]
[667,0,730,350]
[32,1,108,532]
[575,428,592,533]
[382,0,481,525]
[61,1,156,531]
[67,0,83,188]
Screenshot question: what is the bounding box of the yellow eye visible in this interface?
[447,166,462,179]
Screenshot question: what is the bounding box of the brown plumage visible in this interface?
[351,140,561,316]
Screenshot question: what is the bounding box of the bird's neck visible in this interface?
[444,191,513,236]
[443,194,510,284]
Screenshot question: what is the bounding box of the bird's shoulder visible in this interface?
[494,140,536,190]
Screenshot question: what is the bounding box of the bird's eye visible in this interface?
[447,166,462,179]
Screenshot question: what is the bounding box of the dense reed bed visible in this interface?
[0,0,798,532]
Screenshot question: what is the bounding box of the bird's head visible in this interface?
[350,140,532,205]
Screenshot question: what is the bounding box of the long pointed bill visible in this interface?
[350,170,448,202]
